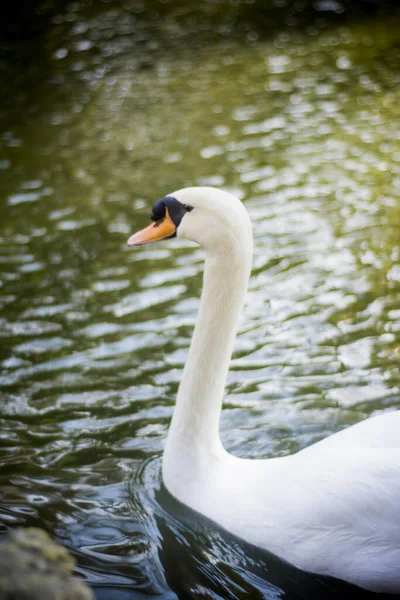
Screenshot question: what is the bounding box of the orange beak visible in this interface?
[127,207,176,246]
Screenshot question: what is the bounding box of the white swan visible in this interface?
[128,186,400,593]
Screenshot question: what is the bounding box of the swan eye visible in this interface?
[185,205,194,212]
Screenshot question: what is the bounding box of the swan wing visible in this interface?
[287,446,400,591]
[216,446,400,593]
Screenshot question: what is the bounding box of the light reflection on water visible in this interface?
[1,1,400,598]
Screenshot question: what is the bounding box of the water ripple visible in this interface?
[1,3,400,599]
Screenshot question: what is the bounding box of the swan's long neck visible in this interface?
[163,237,252,484]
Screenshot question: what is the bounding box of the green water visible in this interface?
[1,1,400,598]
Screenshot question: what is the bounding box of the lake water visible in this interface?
[1,1,400,598]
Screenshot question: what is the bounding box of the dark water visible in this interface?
[1,1,400,598]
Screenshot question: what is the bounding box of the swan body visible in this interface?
[128,187,400,593]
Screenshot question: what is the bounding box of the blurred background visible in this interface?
[1,1,400,598]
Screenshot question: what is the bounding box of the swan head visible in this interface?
[127,186,252,253]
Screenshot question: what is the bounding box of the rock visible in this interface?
[0,527,94,600]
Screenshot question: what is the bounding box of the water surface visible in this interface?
[1,1,400,598]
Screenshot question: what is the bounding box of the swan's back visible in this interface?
[215,439,400,593]
[289,444,400,592]
[298,411,400,453]
[195,413,400,593]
